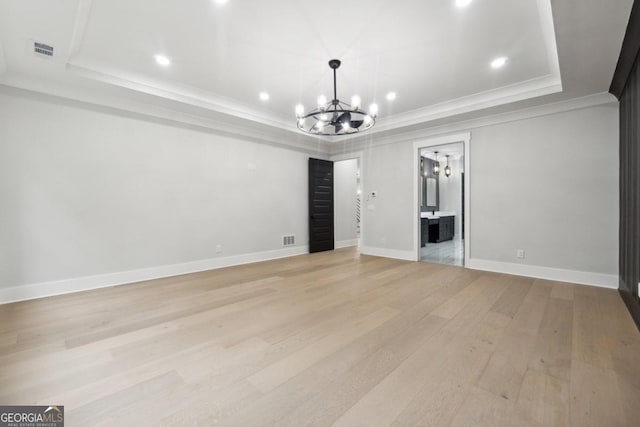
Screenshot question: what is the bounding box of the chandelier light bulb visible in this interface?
[317,95,327,110]
[295,104,304,118]
[351,95,361,109]
[369,103,379,117]
[364,115,373,125]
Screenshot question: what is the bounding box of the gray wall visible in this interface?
[0,88,620,297]
[469,104,618,274]
[0,91,311,292]
[360,103,619,284]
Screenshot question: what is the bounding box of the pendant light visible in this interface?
[444,155,451,177]
[433,151,440,175]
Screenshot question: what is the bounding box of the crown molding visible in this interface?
[537,0,562,89]
[64,63,562,140]
[0,75,329,156]
[371,74,562,134]
[67,0,93,62]
[66,62,297,133]
[329,91,617,155]
[53,0,565,140]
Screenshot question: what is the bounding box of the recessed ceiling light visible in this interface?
[259,92,270,101]
[214,0,228,4]
[456,0,472,7]
[154,54,171,67]
[386,92,397,101]
[491,56,508,69]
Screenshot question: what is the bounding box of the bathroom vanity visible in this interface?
[421,212,455,245]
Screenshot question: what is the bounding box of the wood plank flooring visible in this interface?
[1,247,639,426]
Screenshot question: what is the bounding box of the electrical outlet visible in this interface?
[516,249,525,259]
[215,245,222,254]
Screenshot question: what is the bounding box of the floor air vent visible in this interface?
[34,42,54,57]
[283,235,295,246]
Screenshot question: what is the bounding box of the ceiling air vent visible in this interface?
[33,42,54,57]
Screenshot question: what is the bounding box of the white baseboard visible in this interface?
[335,239,359,249]
[360,245,418,261]
[467,258,617,289]
[0,245,309,305]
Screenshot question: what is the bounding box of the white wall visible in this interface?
[0,91,312,301]
[359,103,619,287]
[334,159,358,248]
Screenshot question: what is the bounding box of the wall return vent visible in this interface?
[34,42,54,57]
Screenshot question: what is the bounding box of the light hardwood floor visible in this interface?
[1,248,639,426]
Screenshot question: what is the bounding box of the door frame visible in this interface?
[330,151,364,249]
[413,133,471,265]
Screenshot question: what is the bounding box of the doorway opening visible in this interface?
[330,152,364,250]
[333,157,361,249]
[413,134,470,266]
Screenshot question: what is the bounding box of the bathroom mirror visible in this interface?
[426,177,437,206]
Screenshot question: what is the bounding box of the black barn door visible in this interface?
[308,158,334,253]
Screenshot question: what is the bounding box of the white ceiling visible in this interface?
[0,0,633,139]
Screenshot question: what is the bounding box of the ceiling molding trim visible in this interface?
[536,0,562,88]
[368,74,562,135]
[66,62,297,133]
[0,77,329,156]
[328,91,616,156]
[67,0,94,62]
[66,61,562,140]
[55,0,565,140]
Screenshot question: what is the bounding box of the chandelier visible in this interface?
[295,59,378,136]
